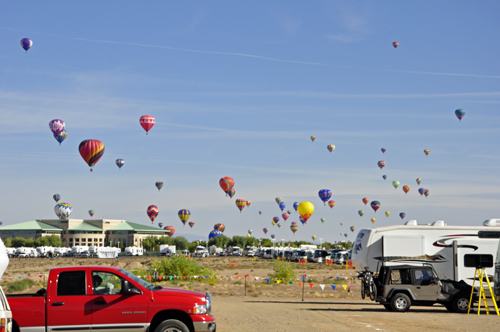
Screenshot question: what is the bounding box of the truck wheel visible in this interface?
[154,319,189,332]
[391,293,411,312]
[383,304,393,311]
[452,292,471,314]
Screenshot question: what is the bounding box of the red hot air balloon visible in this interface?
[140,115,155,135]
[370,201,381,213]
[393,41,399,48]
[164,226,175,237]
[362,197,369,205]
[282,212,289,221]
[377,160,386,170]
[328,200,335,209]
[147,205,159,223]
[219,177,235,196]
[246,200,252,207]
[79,140,105,172]
[402,185,410,194]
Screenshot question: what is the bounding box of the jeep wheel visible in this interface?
[391,293,411,312]
[452,292,471,314]
[361,282,366,299]
[154,319,189,332]
[383,304,393,311]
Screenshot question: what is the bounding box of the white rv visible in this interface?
[124,246,144,256]
[352,219,500,286]
[36,246,55,258]
[71,245,90,256]
[15,247,34,258]
[54,247,70,257]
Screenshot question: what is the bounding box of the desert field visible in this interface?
[4,256,500,332]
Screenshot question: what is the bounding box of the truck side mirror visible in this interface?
[122,280,141,295]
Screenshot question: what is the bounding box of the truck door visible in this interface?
[47,269,91,332]
[90,270,149,332]
[411,268,440,301]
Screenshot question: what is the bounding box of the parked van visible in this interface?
[312,249,330,263]
[333,250,349,264]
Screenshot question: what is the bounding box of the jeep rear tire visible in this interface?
[391,293,411,312]
[452,292,471,314]
[154,319,189,332]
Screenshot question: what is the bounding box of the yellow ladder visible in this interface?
[467,268,499,315]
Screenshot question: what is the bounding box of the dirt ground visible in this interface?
[4,256,500,332]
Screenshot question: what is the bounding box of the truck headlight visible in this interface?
[192,304,207,314]
[206,293,211,314]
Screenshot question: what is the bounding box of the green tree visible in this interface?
[35,237,50,247]
[12,238,27,247]
[208,235,230,248]
[24,238,34,247]
[229,236,246,248]
[46,235,63,247]
[259,238,273,247]
[3,238,12,247]
[158,236,171,245]
[142,236,158,251]
[171,236,189,250]
[187,242,198,253]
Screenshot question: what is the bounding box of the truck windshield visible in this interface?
[119,269,154,290]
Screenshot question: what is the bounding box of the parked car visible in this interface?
[246,250,255,257]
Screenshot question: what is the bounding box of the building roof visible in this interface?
[68,222,103,231]
[108,221,167,233]
[0,220,63,231]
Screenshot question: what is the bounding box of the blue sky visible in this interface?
[1,1,500,243]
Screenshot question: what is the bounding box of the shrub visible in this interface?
[6,278,36,293]
[270,260,296,281]
[149,255,215,278]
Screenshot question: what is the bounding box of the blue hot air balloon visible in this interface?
[418,188,425,196]
[455,109,466,122]
[209,229,223,240]
[20,38,32,53]
[54,130,67,146]
[53,194,61,203]
[271,234,276,239]
[318,189,332,206]
[279,202,286,211]
[158,223,163,229]
[382,175,387,180]
[116,159,125,169]
[293,202,299,211]
[299,216,306,225]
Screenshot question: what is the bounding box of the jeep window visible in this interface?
[413,269,433,285]
[389,269,411,284]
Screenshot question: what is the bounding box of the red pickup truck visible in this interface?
[7,266,216,332]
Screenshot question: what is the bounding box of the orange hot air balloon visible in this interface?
[246,200,252,207]
[362,197,369,205]
[328,200,335,209]
[164,226,175,237]
[371,218,376,224]
[402,185,410,194]
[219,177,235,196]
[235,198,247,213]
[310,136,316,142]
[79,139,105,172]
[424,149,430,156]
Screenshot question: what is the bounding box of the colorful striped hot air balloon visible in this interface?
[178,209,191,226]
[327,144,335,153]
[299,216,306,225]
[228,189,235,198]
[318,189,332,206]
[370,201,380,213]
[455,109,465,122]
[214,223,225,232]
[381,147,386,153]
[424,149,430,156]
[54,203,72,220]
[155,181,164,191]
[53,194,60,203]
[392,181,400,189]
[402,185,410,194]
[219,177,235,196]
[188,221,195,228]
[79,139,105,172]
[49,119,65,135]
[147,205,159,223]
[358,210,364,217]
[140,115,155,135]
[298,201,314,222]
[377,160,386,170]
[246,200,252,207]
[89,209,95,217]
[263,228,268,235]
[328,200,335,209]
[235,199,247,212]
[164,226,175,237]
[310,136,316,142]
[392,41,399,48]
[54,130,67,146]
[273,216,280,223]
[290,222,299,234]
[116,159,125,169]
[418,188,425,196]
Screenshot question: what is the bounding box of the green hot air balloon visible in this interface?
[392,181,400,189]
[358,210,364,217]
[320,218,325,223]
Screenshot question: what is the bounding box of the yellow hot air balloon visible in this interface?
[312,235,317,241]
[385,211,390,217]
[297,201,314,222]
[235,198,247,213]
[371,218,376,223]
[247,233,251,238]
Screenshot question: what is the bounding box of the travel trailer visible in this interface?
[124,246,144,256]
[352,219,500,286]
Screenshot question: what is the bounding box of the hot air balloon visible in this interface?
[158,223,163,229]
[188,221,195,228]
[424,149,430,156]
[312,235,317,241]
[116,159,125,169]
[287,210,292,215]
[382,175,387,180]
[79,139,105,172]
[140,115,155,135]
[402,185,410,194]
[228,189,235,198]
[20,38,32,52]
[165,226,176,237]
[344,233,348,238]
[219,177,235,196]
[282,212,289,221]
[49,119,65,136]
[340,233,344,236]
[399,212,406,220]
[310,136,316,142]
[247,200,252,207]
[278,223,283,228]
[214,223,225,232]
[178,209,190,226]
[259,211,262,215]
[299,216,306,225]
[53,194,60,203]
[279,202,286,212]
[318,189,332,205]
[358,210,364,217]
[455,109,465,122]
[370,201,380,213]
[381,147,386,153]
[275,197,283,205]
[290,222,299,234]
[392,41,399,48]
[298,201,314,222]
[209,230,222,240]
[89,209,95,217]
[371,218,376,224]
[350,226,355,232]
[362,197,369,205]
[424,189,430,197]
[293,202,299,211]
[327,144,335,153]
[247,234,251,238]
[273,216,280,223]
[418,188,425,196]
[320,218,325,223]
[263,228,268,234]
[385,211,390,217]
[415,178,421,185]
[271,234,276,239]
[272,221,276,226]
[235,198,247,212]
[340,222,343,226]
[378,160,386,170]
[248,229,253,235]
[54,130,67,146]
[328,200,335,209]
[155,181,164,191]
[392,181,400,189]
[147,205,159,223]
[54,203,72,220]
